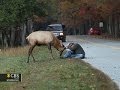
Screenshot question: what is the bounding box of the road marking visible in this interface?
[79,39,120,50]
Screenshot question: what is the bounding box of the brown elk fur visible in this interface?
[26,31,65,63]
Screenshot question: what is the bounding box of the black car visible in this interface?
[46,24,66,42]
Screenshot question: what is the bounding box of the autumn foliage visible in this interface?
[58,0,120,27]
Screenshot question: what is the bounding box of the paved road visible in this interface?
[65,35,120,89]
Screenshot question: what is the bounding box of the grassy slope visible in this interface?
[0,46,118,90]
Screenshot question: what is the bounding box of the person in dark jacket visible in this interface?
[63,43,85,59]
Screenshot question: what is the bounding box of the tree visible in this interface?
[0,0,54,48]
[57,0,120,36]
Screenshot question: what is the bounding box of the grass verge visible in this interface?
[0,46,119,90]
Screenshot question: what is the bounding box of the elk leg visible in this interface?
[47,43,54,59]
[27,45,36,63]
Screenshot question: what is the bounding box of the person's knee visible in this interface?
[74,54,85,59]
[81,54,85,59]
[63,50,73,58]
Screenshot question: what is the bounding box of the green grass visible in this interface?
[0,46,118,90]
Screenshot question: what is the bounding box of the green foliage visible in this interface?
[36,0,58,20]
[0,0,53,29]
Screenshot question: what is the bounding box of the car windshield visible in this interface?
[47,25,63,31]
[53,26,62,31]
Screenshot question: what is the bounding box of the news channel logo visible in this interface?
[6,73,21,82]
[0,73,21,82]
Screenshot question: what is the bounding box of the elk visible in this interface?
[26,31,66,63]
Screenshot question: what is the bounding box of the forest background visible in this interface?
[0,0,120,48]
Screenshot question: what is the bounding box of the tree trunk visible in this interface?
[10,27,15,47]
[73,27,76,35]
[26,18,33,35]
[111,14,115,37]
[2,31,8,48]
[118,14,120,37]
[4,31,10,47]
[108,16,112,35]
[80,24,85,35]
[1,31,4,48]
[21,23,26,46]
[14,27,21,46]
[114,14,119,38]
[0,32,2,48]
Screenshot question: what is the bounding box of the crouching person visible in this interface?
[63,43,85,59]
